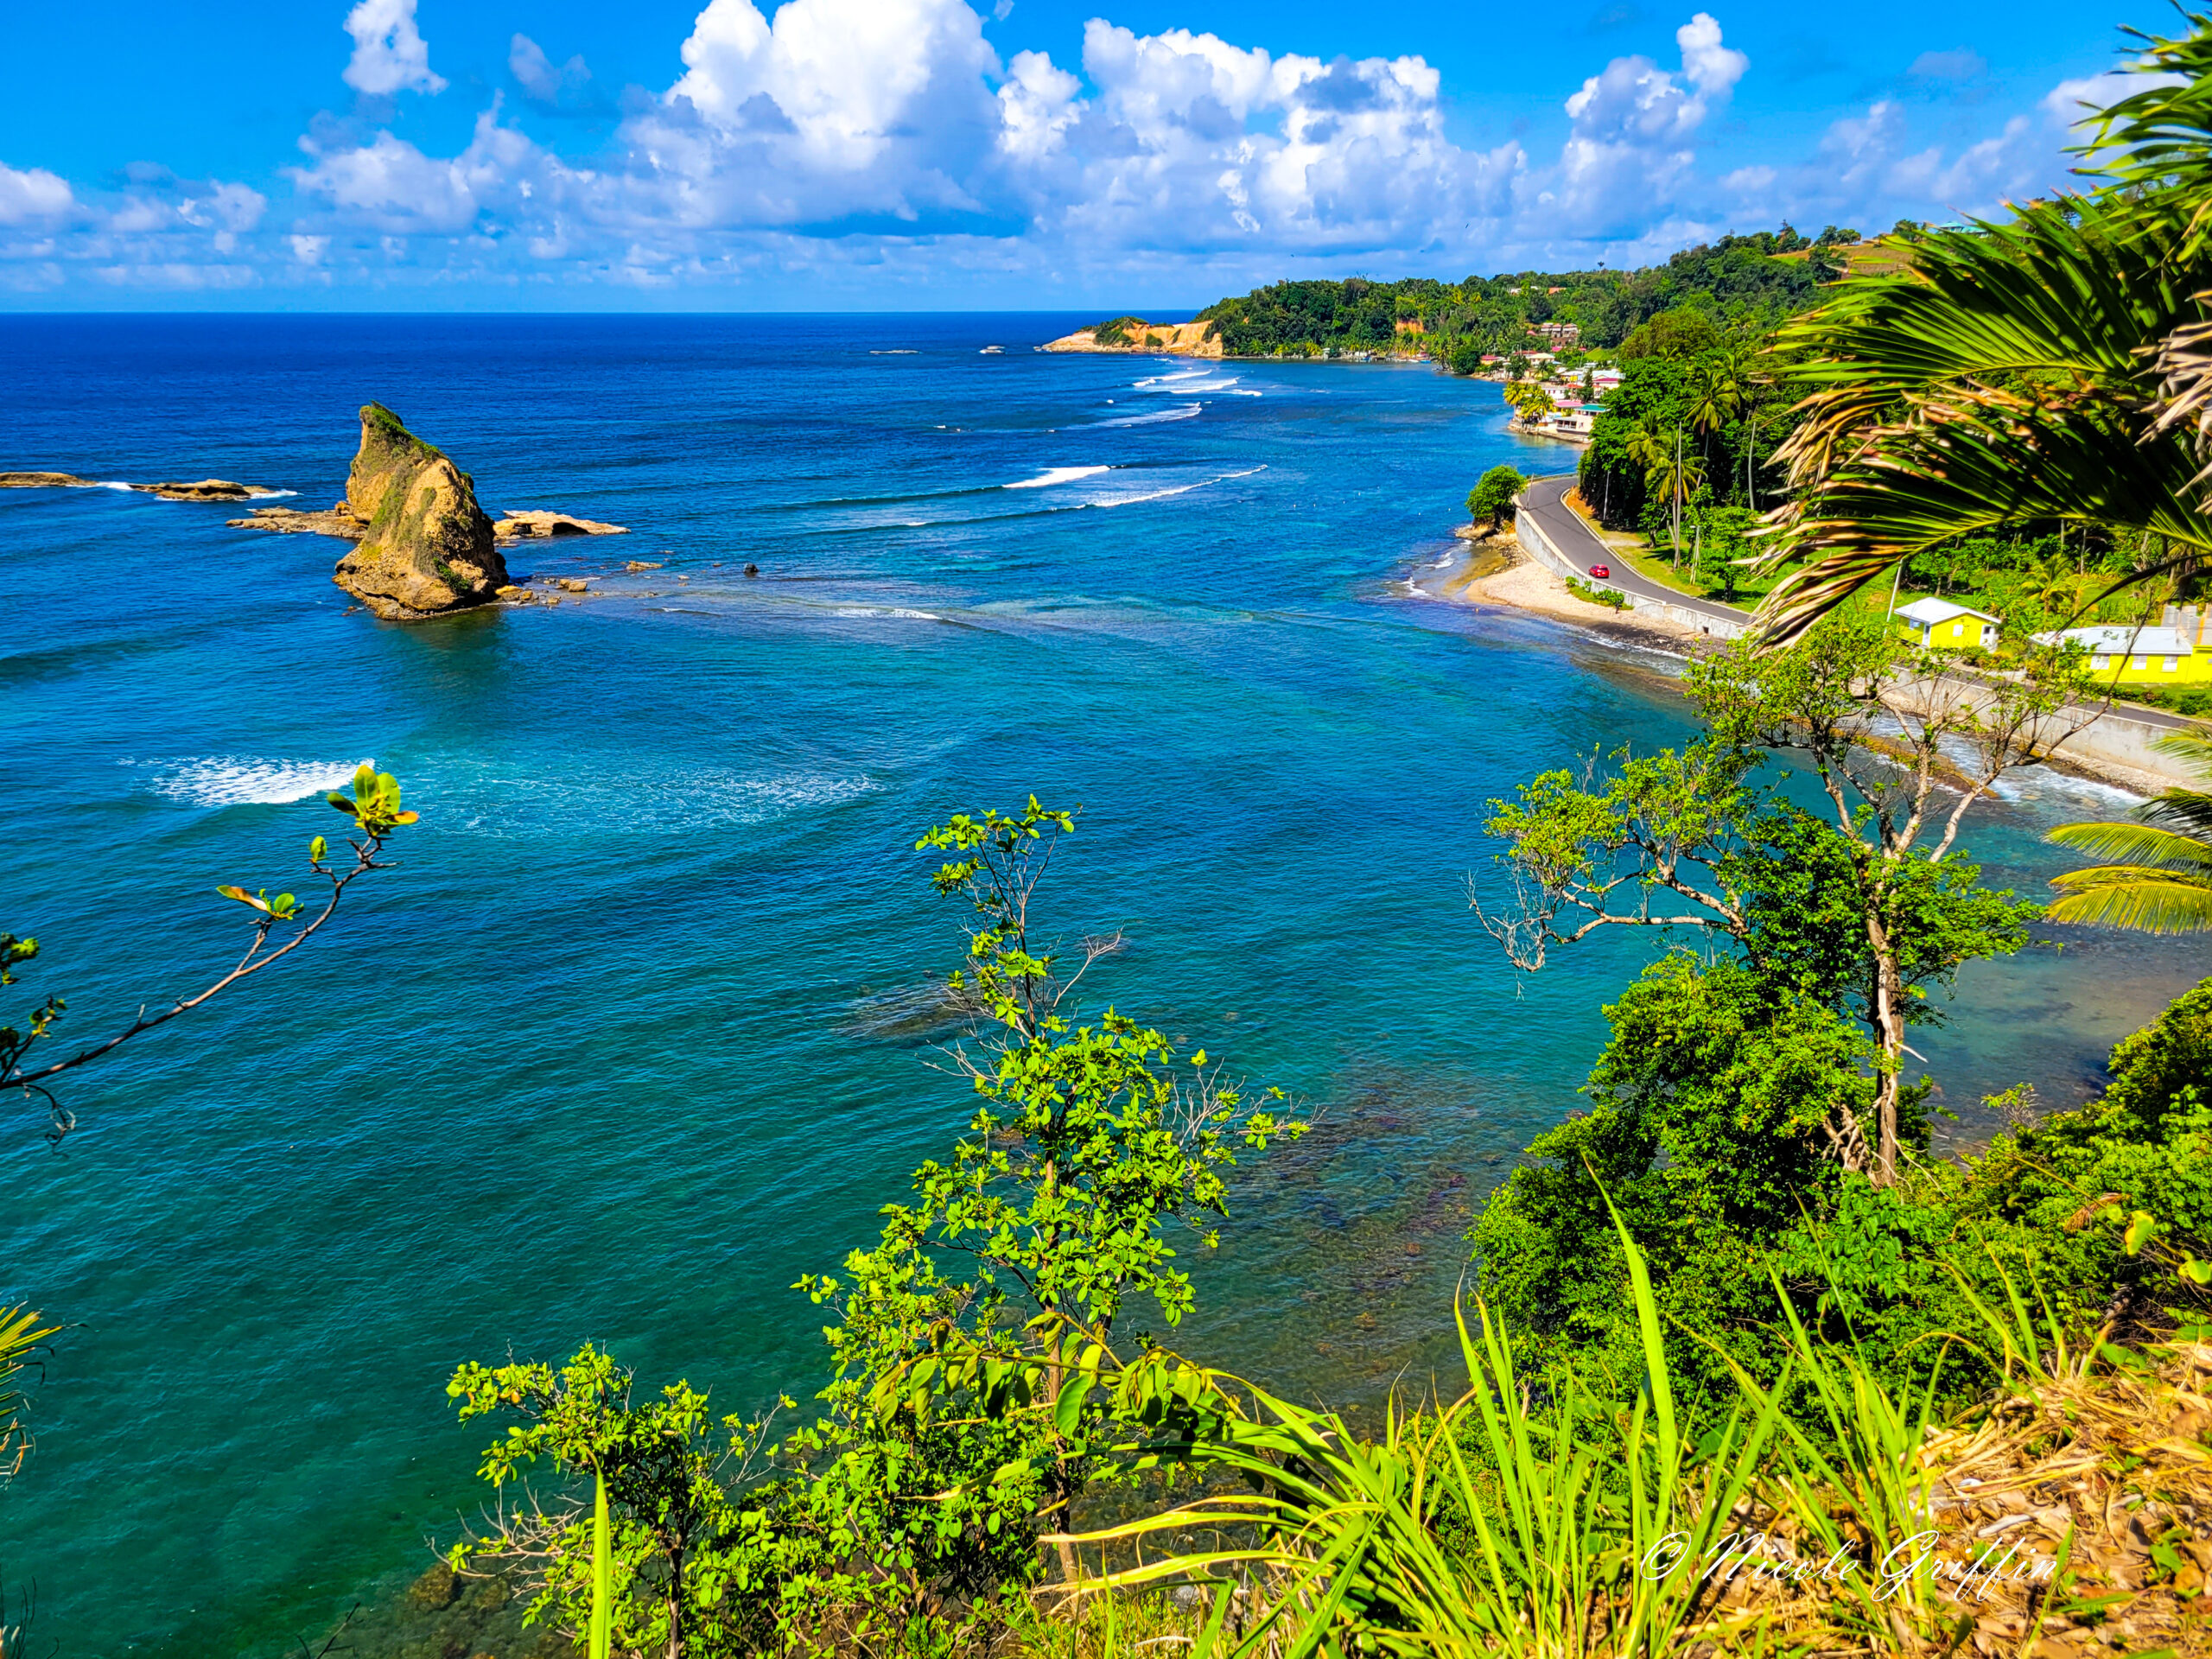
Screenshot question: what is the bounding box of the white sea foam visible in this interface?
[1133,369,1211,391]
[95,480,136,491]
[149,756,372,808]
[1007,465,1113,489]
[1088,464,1265,508]
[447,766,883,835]
[1989,767,2147,808]
[1092,404,1200,429]
[834,607,941,620]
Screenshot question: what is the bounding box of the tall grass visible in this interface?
[1057,1211,2119,1659]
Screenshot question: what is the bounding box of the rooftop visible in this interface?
[1897,597,1999,626]
[2035,625,2198,656]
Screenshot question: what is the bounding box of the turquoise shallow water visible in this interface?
[1,314,2201,1655]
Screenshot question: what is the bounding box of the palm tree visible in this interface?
[1630,423,1705,567]
[1748,21,2212,642]
[2047,730,2212,931]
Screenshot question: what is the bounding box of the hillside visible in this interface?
[1063,224,1874,363]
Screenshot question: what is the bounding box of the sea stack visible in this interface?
[330,404,508,619]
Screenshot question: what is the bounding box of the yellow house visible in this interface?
[2033,613,2212,686]
[1895,597,1999,650]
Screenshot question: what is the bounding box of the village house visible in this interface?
[2034,605,2212,685]
[1895,597,1999,651]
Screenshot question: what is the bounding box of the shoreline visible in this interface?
[1431,533,1712,658]
[1426,533,2183,798]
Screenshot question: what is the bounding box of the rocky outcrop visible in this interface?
[1039,318,1224,358]
[228,504,368,538]
[493,510,626,540]
[137,479,268,501]
[1,471,97,488]
[3,472,278,498]
[328,404,508,618]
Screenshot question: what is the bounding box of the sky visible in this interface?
[0,0,2163,309]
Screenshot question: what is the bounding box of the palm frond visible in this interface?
[2044,873,2212,932]
[1749,189,2212,642]
[2044,820,2212,868]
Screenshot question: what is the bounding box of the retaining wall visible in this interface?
[1510,499,2190,789]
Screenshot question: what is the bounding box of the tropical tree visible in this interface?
[1628,422,1703,565]
[1751,20,2212,640]
[1475,619,2088,1185]
[2047,729,2212,931]
[1467,464,1527,532]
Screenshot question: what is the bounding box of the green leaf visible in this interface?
[588,1466,613,1659]
[1053,1373,1090,1438]
[2125,1211,2159,1255]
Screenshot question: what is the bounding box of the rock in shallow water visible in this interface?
[493,510,626,540]
[329,404,510,620]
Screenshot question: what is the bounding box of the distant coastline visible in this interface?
[1036,317,1433,365]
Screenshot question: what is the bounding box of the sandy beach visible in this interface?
[1439,533,1710,657]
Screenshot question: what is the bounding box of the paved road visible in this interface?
[1518,474,2198,738]
[1519,473,1751,631]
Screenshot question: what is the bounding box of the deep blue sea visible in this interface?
[2,314,2202,1656]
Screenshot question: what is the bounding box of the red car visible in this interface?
[1588,564,1611,580]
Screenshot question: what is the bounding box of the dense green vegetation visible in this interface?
[1187,224,1855,362]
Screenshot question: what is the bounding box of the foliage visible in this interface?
[1467,464,1527,531]
[1755,28,2212,639]
[1471,954,1878,1410]
[1478,619,2073,1185]
[2,761,416,1146]
[447,1345,796,1658]
[1618,308,1719,360]
[0,1303,59,1483]
[443,800,1305,1654]
[1071,1201,1784,1659]
[2046,728,2212,931]
[1192,226,1843,363]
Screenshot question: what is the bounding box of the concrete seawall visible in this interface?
[1511,500,2191,791]
[1516,505,1751,642]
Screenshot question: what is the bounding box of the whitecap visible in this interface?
[833,607,941,620]
[447,767,883,836]
[1006,465,1113,489]
[1086,464,1266,508]
[1091,404,1201,429]
[151,756,372,808]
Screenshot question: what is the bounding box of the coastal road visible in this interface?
[1518,474,2202,742]
[1519,474,1752,632]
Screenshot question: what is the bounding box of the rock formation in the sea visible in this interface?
[136,479,266,501]
[1039,318,1224,358]
[1,471,97,488]
[3,471,278,498]
[322,404,509,619]
[493,509,627,541]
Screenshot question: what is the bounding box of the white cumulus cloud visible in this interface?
[342,0,447,98]
[1552,11,1748,231]
[0,162,75,225]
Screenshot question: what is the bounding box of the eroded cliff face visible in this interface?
[331,404,508,619]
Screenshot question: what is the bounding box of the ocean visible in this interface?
[1,313,2196,1655]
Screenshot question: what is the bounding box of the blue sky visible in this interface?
[0,0,2158,308]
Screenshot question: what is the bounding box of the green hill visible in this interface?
[1192,224,1863,364]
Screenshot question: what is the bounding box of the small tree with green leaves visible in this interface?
[1467,464,1527,534]
[442,799,1305,1652]
[446,1347,799,1659]
[1475,620,2093,1185]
